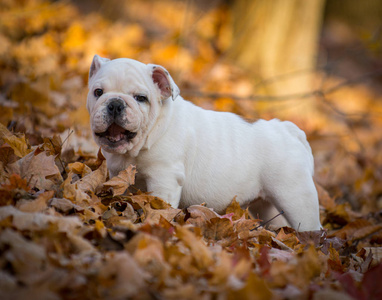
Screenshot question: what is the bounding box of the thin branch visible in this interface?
[49,138,67,177]
[250,210,285,231]
[182,69,382,102]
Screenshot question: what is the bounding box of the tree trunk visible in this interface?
[228,0,325,97]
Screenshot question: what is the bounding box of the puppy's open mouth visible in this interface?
[95,123,137,143]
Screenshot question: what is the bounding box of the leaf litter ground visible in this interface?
[1,1,382,299]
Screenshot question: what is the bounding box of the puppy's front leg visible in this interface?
[145,170,184,208]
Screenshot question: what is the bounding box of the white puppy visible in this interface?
[87,55,322,231]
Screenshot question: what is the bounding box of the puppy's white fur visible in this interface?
[87,55,322,231]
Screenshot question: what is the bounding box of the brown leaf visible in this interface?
[331,219,382,241]
[40,135,62,157]
[7,149,62,190]
[234,216,261,239]
[275,227,299,249]
[62,172,91,204]
[149,196,172,209]
[1,173,29,191]
[203,217,235,242]
[185,205,221,227]
[0,228,47,279]
[0,123,32,158]
[0,144,19,166]
[0,205,82,232]
[228,272,273,300]
[16,190,54,212]
[77,160,108,194]
[145,205,181,224]
[225,197,248,220]
[176,226,214,269]
[49,197,84,214]
[98,252,148,299]
[67,161,92,177]
[103,165,136,196]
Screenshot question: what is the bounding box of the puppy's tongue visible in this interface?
[107,123,126,142]
[108,123,125,136]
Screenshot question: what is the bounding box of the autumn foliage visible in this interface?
[1,1,382,299]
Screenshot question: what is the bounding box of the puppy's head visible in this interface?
[87,55,179,156]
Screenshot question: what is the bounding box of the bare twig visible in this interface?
[49,138,67,177]
[250,210,285,231]
[61,129,74,147]
[182,69,382,103]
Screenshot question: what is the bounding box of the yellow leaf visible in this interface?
[228,272,273,300]
[0,123,31,158]
[67,162,92,177]
[176,226,214,269]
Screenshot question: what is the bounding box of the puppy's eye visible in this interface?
[94,88,103,97]
[134,95,148,102]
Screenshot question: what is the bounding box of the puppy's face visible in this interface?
[87,55,179,156]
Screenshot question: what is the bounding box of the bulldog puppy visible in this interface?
[87,55,322,231]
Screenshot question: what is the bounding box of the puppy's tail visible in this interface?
[283,121,314,175]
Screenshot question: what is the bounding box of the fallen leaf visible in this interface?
[0,205,82,232]
[228,272,273,300]
[176,226,214,269]
[0,123,32,158]
[103,165,136,196]
[67,161,92,177]
[331,219,382,241]
[7,149,62,191]
[225,197,248,220]
[76,160,107,194]
[49,197,84,214]
[0,144,19,166]
[16,190,54,212]
[98,252,148,299]
[203,217,235,242]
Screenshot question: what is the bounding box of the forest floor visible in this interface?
[0,1,382,299]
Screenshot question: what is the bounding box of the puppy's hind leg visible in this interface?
[267,170,322,232]
[249,198,289,230]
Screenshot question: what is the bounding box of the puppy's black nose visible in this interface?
[107,99,125,117]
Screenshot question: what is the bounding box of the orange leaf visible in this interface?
[225,197,248,220]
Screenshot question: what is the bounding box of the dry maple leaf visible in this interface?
[76,160,108,194]
[203,217,235,242]
[7,149,62,191]
[185,205,221,227]
[0,123,32,158]
[40,135,62,157]
[176,226,214,269]
[225,197,248,220]
[103,165,136,196]
[228,272,273,300]
[67,161,92,177]
[0,144,19,166]
[332,219,382,241]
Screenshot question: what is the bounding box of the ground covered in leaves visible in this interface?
[1,1,382,299]
[1,124,382,300]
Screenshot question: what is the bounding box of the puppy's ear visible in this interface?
[89,55,110,80]
[148,64,180,101]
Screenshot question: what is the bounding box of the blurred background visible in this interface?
[0,0,381,216]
